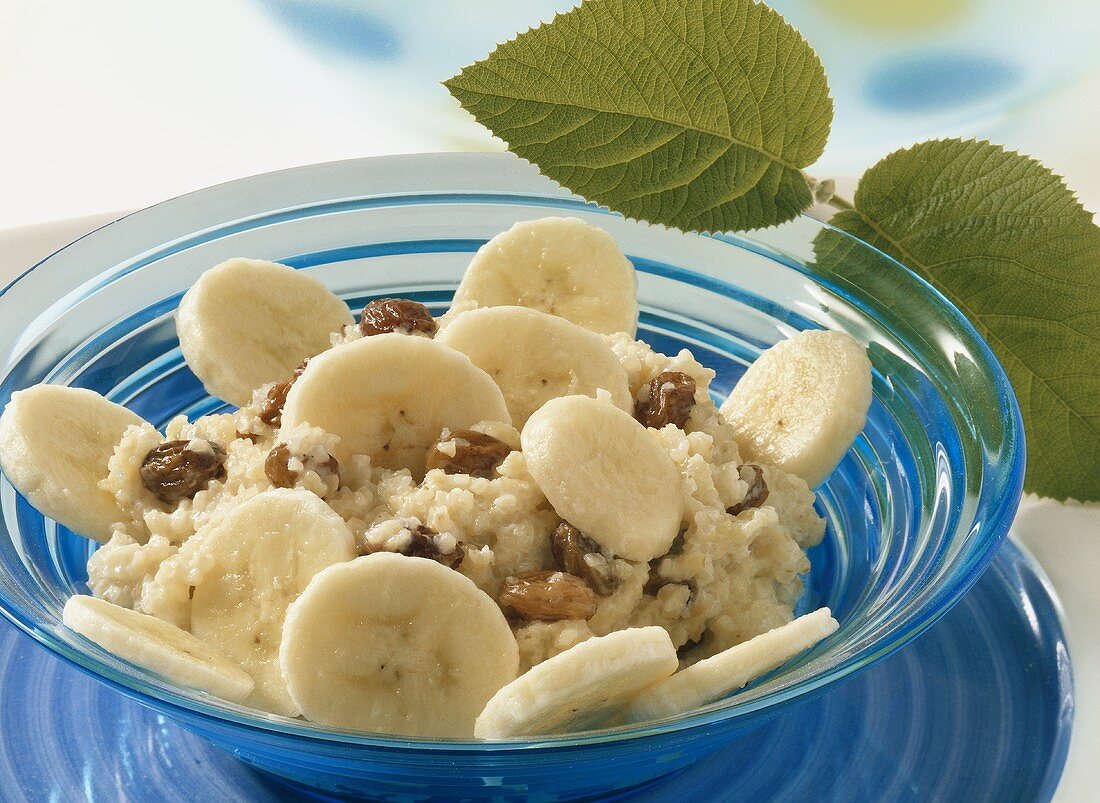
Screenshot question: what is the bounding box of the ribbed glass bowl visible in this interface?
[0,153,1023,801]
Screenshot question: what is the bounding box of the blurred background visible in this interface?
[1,0,1098,229]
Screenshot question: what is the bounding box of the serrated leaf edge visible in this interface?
[837,137,1100,502]
[443,0,834,233]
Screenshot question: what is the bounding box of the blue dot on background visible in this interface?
[260,0,403,62]
[866,52,1022,112]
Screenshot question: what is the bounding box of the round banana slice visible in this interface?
[521,395,682,562]
[623,609,838,724]
[187,488,356,717]
[280,552,519,737]
[436,306,632,427]
[719,330,872,488]
[177,258,354,406]
[451,217,639,336]
[0,385,144,542]
[63,595,254,702]
[281,334,510,476]
[474,626,677,738]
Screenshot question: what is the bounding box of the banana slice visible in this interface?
[720,330,872,488]
[0,385,144,542]
[280,552,518,737]
[281,334,510,476]
[623,609,838,724]
[63,595,253,702]
[436,306,632,427]
[451,217,639,336]
[187,488,356,717]
[177,258,354,406]
[474,626,677,738]
[521,395,682,562]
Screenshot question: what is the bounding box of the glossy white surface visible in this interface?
[0,1,1097,229]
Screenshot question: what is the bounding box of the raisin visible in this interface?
[726,464,769,516]
[140,439,227,503]
[264,443,297,488]
[399,525,464,569]
[643,571,697,606]
[236,430,262,444]
[258,381,290,426]
[264,442,339,495]
[257,359,310,427]
[425,429,512,479]
[635,371,696,429]
[499,571,598,622]
[550,522,619,596]
[359,298,437,337]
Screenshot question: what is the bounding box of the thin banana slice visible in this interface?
[177,258,354,406]
[521,395,682,562]
[623,609,838,724]
[474,626,677,738]
[720,330,872,488]
[451,217,639,336]
[280,552,519,737]
[437,306,632,427]
[188,488,356,717]
[63,594,253,702]
[0,386,144,542]
[281,334,510,476]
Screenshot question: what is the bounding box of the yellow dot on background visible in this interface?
[817,0,969,33]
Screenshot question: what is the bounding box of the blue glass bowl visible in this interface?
[0,154,1023,800]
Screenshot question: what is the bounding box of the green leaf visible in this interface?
[445,0,832,232]
[815,138,1100,502]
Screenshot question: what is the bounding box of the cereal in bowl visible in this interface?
[0,217,870,737]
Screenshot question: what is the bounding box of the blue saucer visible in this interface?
[0,539,1071,802]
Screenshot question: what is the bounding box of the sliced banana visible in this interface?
[281,334,510,476]
[437,306,632,427]
[474,626,677,738]
[521,395,682,562]
[280,552,519,737]
[0,386,144,542]
[720,330,872,488]
[187,488,356,717]
[623,608,838,724]
[451,217,639,336]
[177,258,354,406]
[63,594,253,702]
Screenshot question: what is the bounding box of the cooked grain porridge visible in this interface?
[1,216,866,737]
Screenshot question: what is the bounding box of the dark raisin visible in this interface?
[643,571,697,606]
[425,429,512,479]
[359,298,437,337]
[258,381,290,426]
[635,371,696,429]
[399,525,464,569]
[726,464,769,515]
[140,439,227,503]
[264,442,339,495]
[236,430,262,444]
[550,522,619,596]
[257,359,310,427]
[264,443,297,488]
[499,571,598,621]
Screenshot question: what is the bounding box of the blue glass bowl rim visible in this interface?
[0,153,1025,750]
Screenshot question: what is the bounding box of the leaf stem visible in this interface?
[803,172,855,213]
